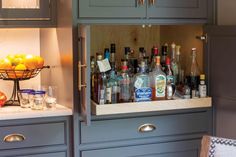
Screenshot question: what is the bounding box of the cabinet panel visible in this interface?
[78,0,146,18]
[19,152,66,157]
[81,111,209,144]
[0,122,66,150]
[147,0,207,19]
[82,140,200,157]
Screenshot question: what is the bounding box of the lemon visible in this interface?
[15,64,27,71]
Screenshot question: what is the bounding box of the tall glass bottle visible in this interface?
[151,56,167,100]
[161,44,168,71]
[165,57,175,100]
[110,43,116,70]
[119,61,131,103]
[94,54,107,104]
[90,56,95,100]
[106,70,119,104]
[176,45,182,85]
[150,47,159,72]
[133,61,152,102]
[187,48,200,98]
[170,43,179,85]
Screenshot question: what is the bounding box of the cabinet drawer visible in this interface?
[0,122,66,150]
[82,139,200,157]
[81,111,209,143]
[19,152,66,157]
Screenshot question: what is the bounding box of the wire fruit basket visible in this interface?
[0,66,50,106]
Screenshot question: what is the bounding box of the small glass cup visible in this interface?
[31,90,46,110]
[18,89,34,108]
[45,86,58,109]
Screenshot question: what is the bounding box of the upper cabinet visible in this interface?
[78,0,213,24]
[0,0,57,27]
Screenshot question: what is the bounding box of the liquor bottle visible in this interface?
[133,61,152,102]
[199,74,207,98]
[170,43,179,85]
[90,56,95,100]
[119,61,131,102]
[151,56,166,100]
[106,70,119,104]
[143,56,150,73]
[187,48,200,98]
[104,48,110,60]
[161,44,168,71]
[94,54,107,104]
[150,47,159,72]
[165,57,175,100]
[176,45,182,84]
[110,43,116,70]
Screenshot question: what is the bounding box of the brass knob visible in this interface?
[138,124,156,133]
[3,134,25,143]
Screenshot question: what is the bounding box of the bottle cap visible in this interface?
[96,53,103,60]
[171,42,176,49]
[152,47,158,55]
[166,57,171,65]
[200,74,205,80]
[121,65,128,70]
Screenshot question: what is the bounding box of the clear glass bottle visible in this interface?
[106,70,119,104]
[119,62,131,103]
[133,61,152,102]
[187,48,200,98]
[170,43,179,85]
[150,47,159,72]
[165,57,175,100]
[94,54,107,104]
[176,45,182,85]
[151,56,167,100]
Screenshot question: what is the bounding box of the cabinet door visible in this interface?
[78,0,146,18]
[19,152,66,157]
[205,26,236,139]
[0,0,51,20]
[82,139,200,157]
[147,0,207,19]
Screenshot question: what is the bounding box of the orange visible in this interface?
[35,56,44,68]
[0,58,12,70]
[23,54,38,70]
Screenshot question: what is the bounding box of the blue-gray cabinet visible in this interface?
[0,116,71,157]
[78,0,212,23]
[0,0,56,27]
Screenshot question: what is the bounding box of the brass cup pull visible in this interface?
[138,124,156,133]
[3,134,25,143]
[78,61,87,91]
[138,0,145,6]
[149,0,155,6]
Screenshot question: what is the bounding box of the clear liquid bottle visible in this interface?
[170,43,179,85]
[133,61,152,102]
[176,45,182,85]
[151,56,166,100]
[106,70,119,104]
[119,62,131,103]
[165,57,175,100]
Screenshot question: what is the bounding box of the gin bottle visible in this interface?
[133,61,152,102]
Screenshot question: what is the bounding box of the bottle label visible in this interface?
[167,75,174,84]
[155,75,166,97]
[199,85,207,98]
[135,87,152,102]
[106,87,112,103]
[97,59,111,72]
[134,78,143,89]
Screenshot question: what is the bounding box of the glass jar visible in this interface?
[18,89,34,108]
[31,90,46,110]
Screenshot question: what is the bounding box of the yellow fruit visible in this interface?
[35,56,44,68]
[0,58,12,70]
[12,57,23,66]
[15,64,27,71]
[23,54,38,70]
[6,55,15,63]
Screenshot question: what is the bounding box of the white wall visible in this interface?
[217,0,236,25]
[0,29,40,98]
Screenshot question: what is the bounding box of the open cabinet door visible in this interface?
[204,26,236,138]
[78,25,91,125]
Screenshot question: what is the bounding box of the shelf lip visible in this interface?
[0,104,72,121]
[91,97,212,116]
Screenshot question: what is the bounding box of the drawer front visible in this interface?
[81,111,209,143]
[20,152,66,157]
[82,139,200,157]
[0,122,66,150]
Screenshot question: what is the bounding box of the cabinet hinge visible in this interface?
[196,34,208,43]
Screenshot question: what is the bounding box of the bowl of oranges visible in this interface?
[0,54,48,80]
